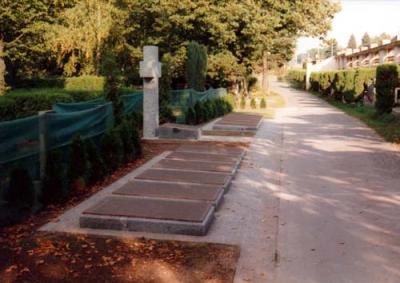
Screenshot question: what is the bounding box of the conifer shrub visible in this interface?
[194,101,205,124]
[185,107,197,125]
[132,125,142,157]
[68,135,90,190]
[185,41,208,91]
[260,97,267,108]
[250,98,257,109]
[101,128,123,172]
[240,97,246,109]
[42,150,68,204]
[117,120,136,162]
[4,168,35,209]
[85,140,107,184]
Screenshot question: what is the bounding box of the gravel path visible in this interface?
[271,78,400,283]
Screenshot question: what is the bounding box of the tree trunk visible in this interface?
[262,51,269,94]
[0,37,6,95]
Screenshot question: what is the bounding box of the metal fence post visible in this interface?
[38,111,48,182]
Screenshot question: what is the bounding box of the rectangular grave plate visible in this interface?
[114,180,223,202]
[176,144,245,157]
[153,159,235,173]
[166,152,238,164]
[83,197,212,223]
[136,169,230,186]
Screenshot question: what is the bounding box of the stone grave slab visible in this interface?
[176,144,245,158]
[153,159,236,174]
[213,113,263,131]
[158,123,201,140]
[135,169,231,187]
[166,151,238,165]
[80,197,214,235]
[114,180,224,207]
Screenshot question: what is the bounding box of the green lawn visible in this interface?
[313,93,400,144]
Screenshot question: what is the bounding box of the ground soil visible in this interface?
[0,140,247,283]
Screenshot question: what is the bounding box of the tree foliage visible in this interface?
[347,34,357,49]
[1,0,340,87]
[186,41,207,91]
[361,32,371,47]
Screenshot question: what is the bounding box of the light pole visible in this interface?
[262,51,271,94]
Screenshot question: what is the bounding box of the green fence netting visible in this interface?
[47,102,114,149]
[52,98,107,113]
[121,92,143,115]
[0,87,227,190]
[0,115,41,190]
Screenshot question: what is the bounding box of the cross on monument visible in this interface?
[140,46,161,139]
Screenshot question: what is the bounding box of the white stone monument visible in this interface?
[140,46,161,139]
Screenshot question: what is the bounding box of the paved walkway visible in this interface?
[270,78,400,283]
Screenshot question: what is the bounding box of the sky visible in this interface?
[296,0,400,55]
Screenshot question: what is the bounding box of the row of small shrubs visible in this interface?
[239,97,267,109]
[310,68,377,102]
[0,114,142,226]
[287,69,306,89]
[185,98,233,125]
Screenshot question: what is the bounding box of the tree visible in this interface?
[371,32,392,45]
[42,0,122,76]
[0,0,76,84]
[347,34,357,49]
[323,38,338,57]
[185,41,207,91]
[0,38,6,94]
[361,32,371,47]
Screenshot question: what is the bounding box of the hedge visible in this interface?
[4,90,74,119]
[375,64,399,114]
[310,68,376,102]
[287,69,306,89]
[14,77,65,89]
[186,97,233,125]
[65,75,106,92]
[0,96,16,121]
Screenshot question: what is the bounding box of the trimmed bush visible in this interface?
[68,135,90,190]
[287,69,306,89]
[185,107,197,125]
[186,98,232,125]
[248,76,258,92]
[14,77,65,89]
[194,101,205,124]
[64,75,106,92]
[240,96,246,109]
[101,128,124,172]
[250,98,257,109]
[0,96,16,121]
[6,89,74,118]
[319,71,336,95]
[86,139,107,184]
[312,68,376,102]
[42,150,68,204]
[117,120,136,162]
[4,168,35,209]
[375,64,399,114]
[310,72,320,92]
[260,98,267,108]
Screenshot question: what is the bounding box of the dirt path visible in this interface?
[270,78,400,283]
